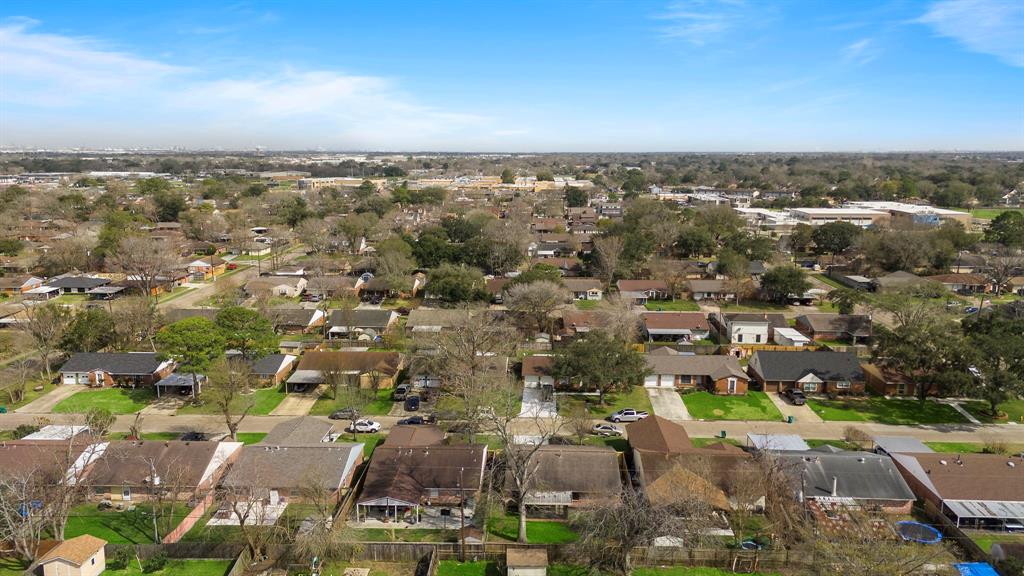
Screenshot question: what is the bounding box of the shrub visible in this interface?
[12,424,39,439]
[982,439,1009,455]
[843,426,871,445]
[108,547,133,570]
[142,552,167,573]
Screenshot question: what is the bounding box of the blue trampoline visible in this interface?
[895,521,943,544]
[954,562,999,576]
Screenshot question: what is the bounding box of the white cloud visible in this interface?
[842,38,881,66]
[918,0,1024,67]
[653,0,752,45]
[0,18,488,148]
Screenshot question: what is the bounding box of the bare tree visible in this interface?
[110,235,182,302]
[593,235,625,289]
[218,478,290,561]
[16,302,71,379]
[984,248,1022,297]
[0,470,49,561]
[112,296,161,351]
[504,280,570,336]
[291,470,361,564]
[648,256,690,300]
[592,295,642,342]
[205,357,256,440]
[45,432,106,541]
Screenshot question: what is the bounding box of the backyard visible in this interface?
[105,559,234,576]
[64,502,191,544]
[966,531,1024,554]
[487,514,578,544]
[556,385,653,418]
[309,388,397,417]
[644,300,700,311]
[682,391,783,421]
[53,387,156,414]
[176,386,287,416]
[438,563,782,576]
[805,396,967,425]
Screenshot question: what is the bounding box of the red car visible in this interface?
[226,263,238,270]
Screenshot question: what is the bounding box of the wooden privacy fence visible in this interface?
[105,542,244,560]
[162,490,216,544]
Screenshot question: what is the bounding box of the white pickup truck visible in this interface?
[609,408,649,423]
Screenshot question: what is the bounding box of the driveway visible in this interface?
[15,384,85,414]
[270,385,324,416]
[520,386,557,418]
[766,391,823,423]
[646,387,691,421]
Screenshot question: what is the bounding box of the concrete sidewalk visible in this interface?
[14,384,85,414]
[646,387,691,421]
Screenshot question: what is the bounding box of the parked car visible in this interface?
[404,395,421,412]
[392,385,410,401]
[609,409,648,423]
[328,408,358,420]
[964,306,979,314]
[226,263,238,270]
[291,383,309,393]
[782,388,807,405]
[591,423,623,437]
[347,419,381,433]
[397,415,434,425]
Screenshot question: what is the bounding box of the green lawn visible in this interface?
[314,561,418,576]
[963,398,1024,424]
[683,391,783,421]
[0,557,27,576]
[556,385,653,418]
[966,531,1024,554]
[309,388,396,417]
[924,441,1024,454]
[64,502,190,544]
[806,439,862,451]
[437,561,499,576]
[353,528,456,542]
[156,286,197,304]
[969,208,1023,220]
[812,273,845,289]
[176,385,286,416]
[53,387,156,414]
[0,378,56,411]
[644,300,700,311]
[108,432,182,441]
[235,432,268,444]
[336,432,385,458]
[583,436,629,452]
[487,514,578,544]
[574,299,599,310]
[691,437,742,448]
[806,397,968,425]
[105,560,234,576]
[719,300,789,312]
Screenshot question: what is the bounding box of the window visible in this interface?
[802,382,817,393]
[896,383,907,396]
[91,558,96,566]
[727,378,738,394]
[736,334,743,343]
[836,381,851,389]
[122,486,131,500]
[755,334,762,343]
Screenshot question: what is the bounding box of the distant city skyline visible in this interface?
[2,0,1022,151]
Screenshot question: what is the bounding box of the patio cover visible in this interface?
[944,499,1024,521]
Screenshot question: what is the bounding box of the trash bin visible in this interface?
[0,406,6,414]
[719,430,727,438]
[787,415,794,424]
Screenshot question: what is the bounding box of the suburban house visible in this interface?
[354,433,487,523]
[0,274,43,295]
[562,278,604,300]
[531,257,583,276]
[116,272,189,297]
[0,440,108,487]
[560,310,598,339]
[409,355,509,390]
[266,307,326,333]
[891,452,1024,530]
[59,352,176,387]
[713,313,788,345]
[509,445,623,518]
[305,275,362,298]
[641,312,710,343]
[328,308,399,340]
[871,270,929,292]
[688,279,738,302]
[747,351,867,394]
[288,350,405,390]
[45,275,111,294]
[243,276,307,298]
[522,355,556,389]
[628,416,758,512]
[249,353,298,385]
[38,534,107,576]
[794,314,872,344]
[86,440,242,503]
[616,279,670,304]
[221,418,363,505]
[862,364,933,397]
[186,255,227,281]
[358,273,427,300]
[775,447,916,514]
[153,372,206,398]
[644,348,749,394]
[925,273,989,293]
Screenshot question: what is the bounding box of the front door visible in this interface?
[727,378,738,394]
[122,486,132,501]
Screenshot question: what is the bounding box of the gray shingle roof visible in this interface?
[261,417,334,445]
[645,353,747,381]
[777,450,915,501]
[46,276,110,290]
[751,351,863,382]
[60,352,165,375]
[329,308,395,328]
[249,354,294,377]
[796,314,872,337]
[221,443,363,491]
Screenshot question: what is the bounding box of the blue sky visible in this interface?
[1,0,1022,151]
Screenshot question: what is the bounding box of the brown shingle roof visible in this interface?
[39,535,107,566]
[86,440,228,489]
[384,425,445,447]
[626,416,692,454]
[616,279,668,292]
[296,351,403,376]
[359,445,487,506]
[896,453,1024,502]
[642,312,709,331]
[522,355,553,377]
[513,445,622,495]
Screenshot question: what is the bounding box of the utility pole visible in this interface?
[459,466,466,562]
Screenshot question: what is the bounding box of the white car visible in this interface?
[591,423,623,437]
[347,419,381,433]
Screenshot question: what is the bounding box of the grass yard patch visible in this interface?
[0,557,27,576]
[634,568,783,576]
[235,432,268,444]
[176,386,286,416]
[806,439,862,451]
[682,391,783,421]
[812,274,845,289]
[312,562,418,576]
[437,561,499,576]
[336,432,385,458]
[309,388,394,417]
[691,437,742,448]
[966,531,1024,554]
[352,528,456,543]
[574,299,599,310]
[644,300,700,311]
[487,515,578,544]
[963,398,1024,424]
[108,432,182,441]
[719,300,789,312]
[53,387,155,414]
[557,385,652,418]
[970,208,1023,220]
[806,397,967,425]
[583,436,629,451]
[64,502,190,544]
[924,441,1024,455]
[105,559,234,576]
[1,378,57,411]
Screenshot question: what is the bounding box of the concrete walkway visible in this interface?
[14,384,85,414]
[765,391,823,423]
[646,387,691,421]
[269,386,324,416]
[520,386,557,418]
[936,399,983,425]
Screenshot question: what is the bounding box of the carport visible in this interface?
[942,499,1024,529]
[154,372,206,398]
